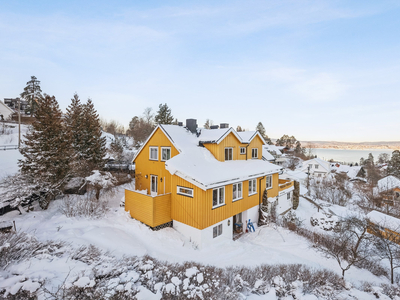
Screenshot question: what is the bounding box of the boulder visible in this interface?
[63,177,87,195]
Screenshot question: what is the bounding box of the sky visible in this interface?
[1,0,399,142]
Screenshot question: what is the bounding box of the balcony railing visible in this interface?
[278,179,294,192]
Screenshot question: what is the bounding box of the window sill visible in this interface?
[212,203,226,210]
[149,159,158,161]
[266,186,272,190]
[232,197,243,202]
[248,192,257,196]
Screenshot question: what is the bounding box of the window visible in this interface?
[177,186,193,197]
[212,187,225,208]
[225,148,233,161]
[150,175,158,193]
[315,164,319,169]
[232,182,242,201]
[149,147,158,160]
[213,224,223,238]
[308,164,312,169]
[266,175,272,189]
[396,192,400,198]
[251,148,258,159]
[249,179,257,195]
[318,174,322,177]
[161,147,171,161]
[287,192,291,200]
[240,147,246,155]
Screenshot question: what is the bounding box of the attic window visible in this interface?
[149,147,158,161]
[315,164,319,169]
[251,148,258,159]
[161,147,171,161]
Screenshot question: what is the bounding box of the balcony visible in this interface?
[278,179,294,193]
[125,189,172,228]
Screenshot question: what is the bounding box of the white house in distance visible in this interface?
[0,101,14,121]
[299,157,331,178]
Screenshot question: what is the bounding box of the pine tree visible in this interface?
[110,135,124,162]
[154,103,174,124]
[20,76,43,115]
[65,93,84,160]
[19,94,72,207]
[388,150,400,178]
[80,99,107,174]
[256,122,272,144]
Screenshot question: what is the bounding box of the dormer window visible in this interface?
[251,148,258,159]
[225,148,233,161]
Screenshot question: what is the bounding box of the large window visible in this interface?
[213,224,223,238]
[266,175,272,189]
[177,186,193,197]
[249,179,257,195]
[161,147,171,161]
[240,147,246,155]
[232,182,242,201]
[251,148,258,159]
[149,147,158,160]
[212,187,225,208]
[150,175,158,194]
[225,148,233,161]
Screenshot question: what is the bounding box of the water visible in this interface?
[313,148,394,164]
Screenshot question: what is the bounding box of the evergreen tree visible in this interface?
[276,134,297,148]
[236,125,243,132]
[110,135,124,162]
[388,150,400,178]
[65,93,84,162]
[154,103,174,124]
[20,76,43,115]
[256,122,272,144]
[204,119,211,129]
[80,99,107,174]
[19,94,72,207]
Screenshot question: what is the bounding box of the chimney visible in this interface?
[210,125,219,129]
[220,123,229,129]
[186,119,197,134]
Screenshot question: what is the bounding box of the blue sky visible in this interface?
[1,0,399,142]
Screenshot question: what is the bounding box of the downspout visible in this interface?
[245,144,250,160]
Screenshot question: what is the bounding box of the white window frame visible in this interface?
[161,147,171,161]
[225,147,233,161]
[149,147,158,161]
[251,148,258,159]
[240,147,246,155]
[315,164,319,169]
[213,223,223,238]
[150,175,158,194]
[177,186,193,197]
[212,187,225,208]
[249,179,257,196]
[232,182,243,201]
[266,175,272,189]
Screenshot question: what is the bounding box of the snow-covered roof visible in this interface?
[198,127,243,144]
[263,144,282,156]
[367,210,400,233]
[0,101,14,119]
[300,157,331,173]
[336,165,362,180]
[377,176,400,192]
[236,131,265,144]
[262,147,275,161]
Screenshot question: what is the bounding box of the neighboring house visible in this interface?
[299,157,331,178]
[4,98,28,114]
[376,176,400,204]
[263,144,285,165]
[125,120,294,248]
[367,210,400,244]
[335,165,366,181]
[0,101,14,120]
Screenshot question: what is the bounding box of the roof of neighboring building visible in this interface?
[262,147,275,161]
[300,157,331,173]
[263,144,282,156]
[0,101,14,118]
[377,176,400,191]
[367,210,400,232]
[134,124,281,190]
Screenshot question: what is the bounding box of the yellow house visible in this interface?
[125,120,294,248]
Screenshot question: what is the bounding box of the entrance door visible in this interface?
[150,175,158,194]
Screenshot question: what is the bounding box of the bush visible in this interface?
[60,194,108,218]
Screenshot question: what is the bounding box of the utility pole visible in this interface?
[18,98,21,148]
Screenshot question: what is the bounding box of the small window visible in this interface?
[213,224,223,238]
[232,182,243,201]
[266,175,272,189]
[287,192,291,200]
[249,179,257,195]
[177,186,193,197]
[149,147,158,160]
[315,164,319,169]
[251,148,258,159]
[240,147,246,155]
[225,148,233,161]
[213,187,225,208]
[161,147,171,161]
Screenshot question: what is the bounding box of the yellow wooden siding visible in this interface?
[266,173,280,198]
[125,189,172,227]
[279,180,294,192]
[204,132,243,161]
[134,127,179,195]
[247,135,263,160]
[171,175,266,229]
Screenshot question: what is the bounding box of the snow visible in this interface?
[74,276,95,287]
[367,210,400,232]
[237,131,259,143]
[263,144,282,156]
[377,175,400,191]
[262,147,275,161]
[85,170,116,188]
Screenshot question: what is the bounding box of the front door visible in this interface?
[150,175,158,194]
